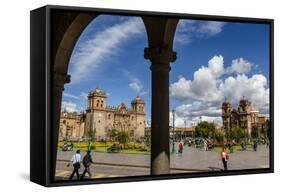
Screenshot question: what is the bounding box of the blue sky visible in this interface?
[61,15,270,127]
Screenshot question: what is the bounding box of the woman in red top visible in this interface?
[178,142,183,153]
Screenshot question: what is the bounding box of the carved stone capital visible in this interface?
[144,45,177,64]
[53,72,71,90]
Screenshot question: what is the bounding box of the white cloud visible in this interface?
[70,17,145,83]
[63,92,80,99]
[125,70,148,96]
[80,92,88,100]
[221,74,269,113]
[63,92,89,100]
[139,91,149,96]
[208,55,224,77]
[61,101,78,112]
[129,79,149,96]
[169,111,186,127]
[226,58,252,74]
[129,80,143,93]
[169,108,222,128]
[170,55,224,102]
[174,33,192,45]
[175,101,221,118]
[197,21,225,36]
[170,55,269,126]
[175,20,225,45]
[171,101,222,127]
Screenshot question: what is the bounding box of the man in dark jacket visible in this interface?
[81,151,94,179]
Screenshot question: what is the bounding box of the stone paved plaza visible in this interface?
[55,143,269,180]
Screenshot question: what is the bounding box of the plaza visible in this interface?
[50,13,271,181]
[55,143,269,180]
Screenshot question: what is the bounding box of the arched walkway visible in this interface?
[51,11,179,179]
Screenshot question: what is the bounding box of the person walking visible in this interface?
[178,141,183,154]
[204,140,208,151]
[253,140,258,151]
[266,139,270,148]
[220,147,229,171]
[68,150,81,180]
[81,151,94,179]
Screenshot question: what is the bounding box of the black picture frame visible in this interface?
[30,4,274,187]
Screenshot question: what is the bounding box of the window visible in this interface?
[108,114,111,119]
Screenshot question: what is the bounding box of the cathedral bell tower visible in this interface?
[85,87,107,139]
[131,96,145,114]
[87,87,107,112]
[222,100,232,129]
[131,96,145,138]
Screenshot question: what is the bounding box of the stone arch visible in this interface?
[51,12,179,178]
[51,12,98,180]
[53,13,98,76]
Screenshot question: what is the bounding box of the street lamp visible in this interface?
[184,120,186,140]
[172,109,176,154]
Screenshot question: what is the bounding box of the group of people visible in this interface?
[68,150,94,180]
[178,140,230,171]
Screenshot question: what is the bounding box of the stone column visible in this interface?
[145,45,176,175]
[51,72,70,180]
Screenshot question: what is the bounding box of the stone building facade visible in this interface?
[59,111,85,141]
[222,98,269,138]
[85,87,145,140]
[59,87,145,141]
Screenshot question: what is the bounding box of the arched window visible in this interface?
[96,100,99,107]
[108,114,111,119]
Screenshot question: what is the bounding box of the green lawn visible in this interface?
[58,141,151,155]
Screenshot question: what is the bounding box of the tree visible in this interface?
[225,127,244,142]
[116,130,130,149]
[195,121,216,139]
[214,130,224,143]
[106,129,119,141]
[87,127,96,151]
[144,128,151,147]
[251,127,259,139]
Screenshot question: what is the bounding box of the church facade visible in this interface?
[59,87,145,141]
[59,111,85,141]
[222,98,269,138]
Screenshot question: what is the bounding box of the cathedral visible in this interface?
[222,97,269,138]
[59,87,145,141]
